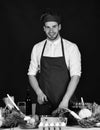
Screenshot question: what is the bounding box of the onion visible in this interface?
[79,108,92,119]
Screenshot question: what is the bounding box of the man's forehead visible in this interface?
[45,21,58,26]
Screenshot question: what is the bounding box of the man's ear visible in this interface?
[43,26,45,31]
[59,24,61,31]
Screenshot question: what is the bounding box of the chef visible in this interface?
[27,10,81,115]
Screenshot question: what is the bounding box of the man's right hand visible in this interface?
[37,91,48,104]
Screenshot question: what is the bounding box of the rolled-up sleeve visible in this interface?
[27,45,38,76]
[69,44,81,77]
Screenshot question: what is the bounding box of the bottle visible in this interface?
[25,86,32,115]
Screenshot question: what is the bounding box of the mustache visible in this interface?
[47,33,58,38]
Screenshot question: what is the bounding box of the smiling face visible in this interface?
[43,21,61,41]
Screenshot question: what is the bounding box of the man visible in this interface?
[27,10,81,115]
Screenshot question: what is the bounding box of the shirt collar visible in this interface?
[47,37,61,46]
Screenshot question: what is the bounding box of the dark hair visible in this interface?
[40,9,61,25]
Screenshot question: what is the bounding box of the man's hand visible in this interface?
[52,99,69,116]
[58,102,68,109]
[58,99,69,109]
[52,108,62,116]
[52,107,67,117]
[37,91,48,104]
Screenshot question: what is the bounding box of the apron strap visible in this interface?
[61,38,65,57]
[61,38,67,64]
[41,40,47,57]
[39,40,47,72]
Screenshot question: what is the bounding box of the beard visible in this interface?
[47,33,59,41]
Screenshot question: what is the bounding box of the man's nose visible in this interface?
[49,28,53,32]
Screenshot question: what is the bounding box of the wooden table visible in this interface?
[1,126,100,130]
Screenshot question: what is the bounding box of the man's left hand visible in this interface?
[58,100,69,109]
[52,108,62,116]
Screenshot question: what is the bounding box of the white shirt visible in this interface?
[28,37,82,77]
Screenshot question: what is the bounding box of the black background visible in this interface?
[0,0,98,106]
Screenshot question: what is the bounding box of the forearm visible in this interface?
[28,75,42,96]
[64,75,80,102]
[59,75,80,108]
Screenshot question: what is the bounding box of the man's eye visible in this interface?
[53,26,57,28]
[45,26,49,29]
[46,27,50,30]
